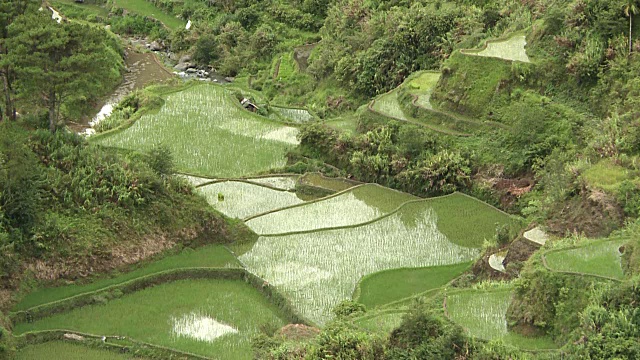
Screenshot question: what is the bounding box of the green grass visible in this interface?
[324,116,359,134]
[197,181,305,219]
[52,0,110,19]
[353,311,406,334]
[431,51,512,118]
[582,159,636,193]
[371,90,408,120]
[427,193,520,248]
[407,72,441,109]
[273,52,297,80]
[14,245,239,311]
[246,184,418,235]
[112,0,186,30]
[241,201,479,324]
[15,279,288,360]
[95,84,298,177]
[544,239,627,279]
[356,262,472,308]
[16,341,146,360]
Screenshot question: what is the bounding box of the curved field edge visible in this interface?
[541,238,627,281]
[92,83,299,178]
[368,88,471,137]
[352,262,473,308]
[12,245,241,311]
[10,268,314,328]
[15,340,153,360]
[13,279,288,360]
[246,189,518,248]
[459,31,531,61]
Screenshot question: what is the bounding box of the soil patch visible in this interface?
[277,324,320,341]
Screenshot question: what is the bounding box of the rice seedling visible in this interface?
[197,181,304,219]
[407,72,441,109]
[240,202,479,324]
[446,289,512,340]
[273,107,315,123]
[475,35,530,63]
[246,184,417,235]
[96,84,298,178]
[14,245,239,311]
[247,176,299,191]
[371,90,408,120]
[299,173,358,192]
[425,194,520,248]
[545,239,626,279]
[16,341,146,360]
[15,279,288,360]
[356,262,472,308]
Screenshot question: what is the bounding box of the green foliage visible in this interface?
[6,9,123,131]
[565,276,640,359]
[306,321,385,359]
[507,255,606,343]
[387,309,471,360]
[332,300,366,318]
[148,145,175,177]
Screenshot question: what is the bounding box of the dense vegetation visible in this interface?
[1,0,640,359]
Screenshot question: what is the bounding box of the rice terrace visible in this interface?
[3,1,640,359]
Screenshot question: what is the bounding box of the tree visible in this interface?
[0,0,38,122]
[6,11,119,132]
[625,0,639,53]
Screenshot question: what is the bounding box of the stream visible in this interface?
[70,47,174,135]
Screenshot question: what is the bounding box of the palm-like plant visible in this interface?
[624,0,639,53]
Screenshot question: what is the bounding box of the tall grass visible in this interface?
[241,202,479,324]
[97,84,298,177]
[14,245,239,311]
[15,279,287,360]
[197,181,304,219]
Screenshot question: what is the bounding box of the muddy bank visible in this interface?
[68,47,174,133]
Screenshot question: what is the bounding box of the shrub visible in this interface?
[332,300,366,318]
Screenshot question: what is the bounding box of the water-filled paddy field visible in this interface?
[197,180,304,219]
[15,279,288,360]
[544,238,627,279]
[16,341,146,360]
[96,84,298,177]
